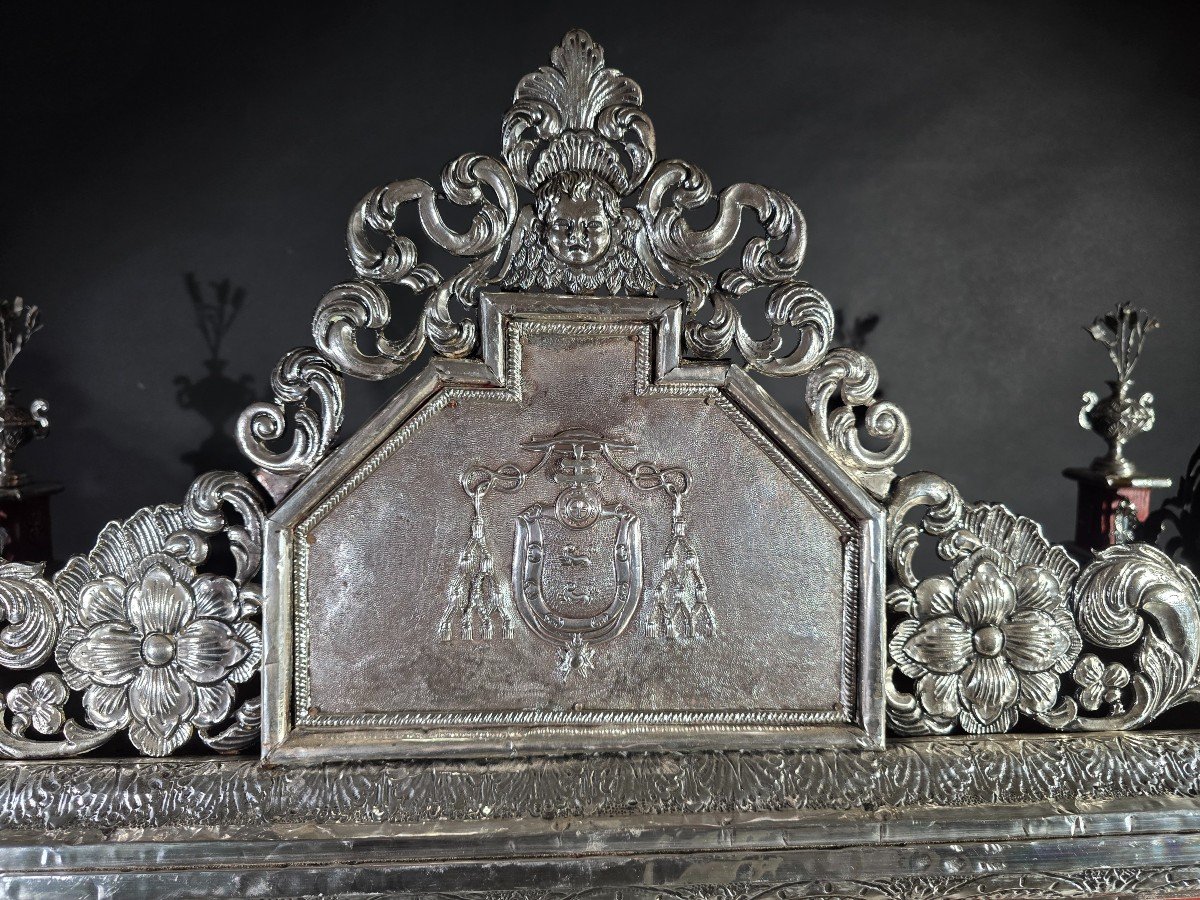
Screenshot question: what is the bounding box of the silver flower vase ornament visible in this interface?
[0,297,49,488]
[0,296,62,563]
[1065,302,1171,551]
[1077,302,1159,478]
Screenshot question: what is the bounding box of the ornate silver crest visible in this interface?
[1,26,1200,898]
[499,30,658,296]
[441,428,711,678]
[0,26,1186,768]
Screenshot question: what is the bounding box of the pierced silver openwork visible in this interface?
[0,24,1185,766]
[0,27,1197,899]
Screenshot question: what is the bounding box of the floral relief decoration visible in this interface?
[886,473,1200,736]
[0,31,1197,761]
[0,472,265,759]
[56,554,260,756]
[3,673,67,737]
[890,555,1080,733]
[1073,654,1131,715]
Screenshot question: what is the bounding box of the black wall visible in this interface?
[4,1,1198,558]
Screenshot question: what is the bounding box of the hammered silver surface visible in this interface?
[272,299,880,756]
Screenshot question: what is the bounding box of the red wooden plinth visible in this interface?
[1064,468,1171,552]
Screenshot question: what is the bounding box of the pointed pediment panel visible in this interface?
[262,295,883,760]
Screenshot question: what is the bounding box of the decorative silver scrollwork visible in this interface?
[263,28,1200,749]
[199,694,262,751]
[637,159,836,377]
[270,28,904,499]
[348,155,518,281]
[0,470,269,760]
[330,154,520,370]
[1064,542,1200,729]
[313,279,436,381]
[885,471,1200,737]
[4,28,1199,767]
[639,161,808,291]
[183,470,265,586]
[807,348,910,499]
[0,562,60,669]
[236,347,344,476]
[0,563,111,759]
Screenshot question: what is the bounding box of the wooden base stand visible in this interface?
[1064,467,1171,552]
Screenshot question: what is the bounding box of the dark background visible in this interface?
[3,1,1198,559]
